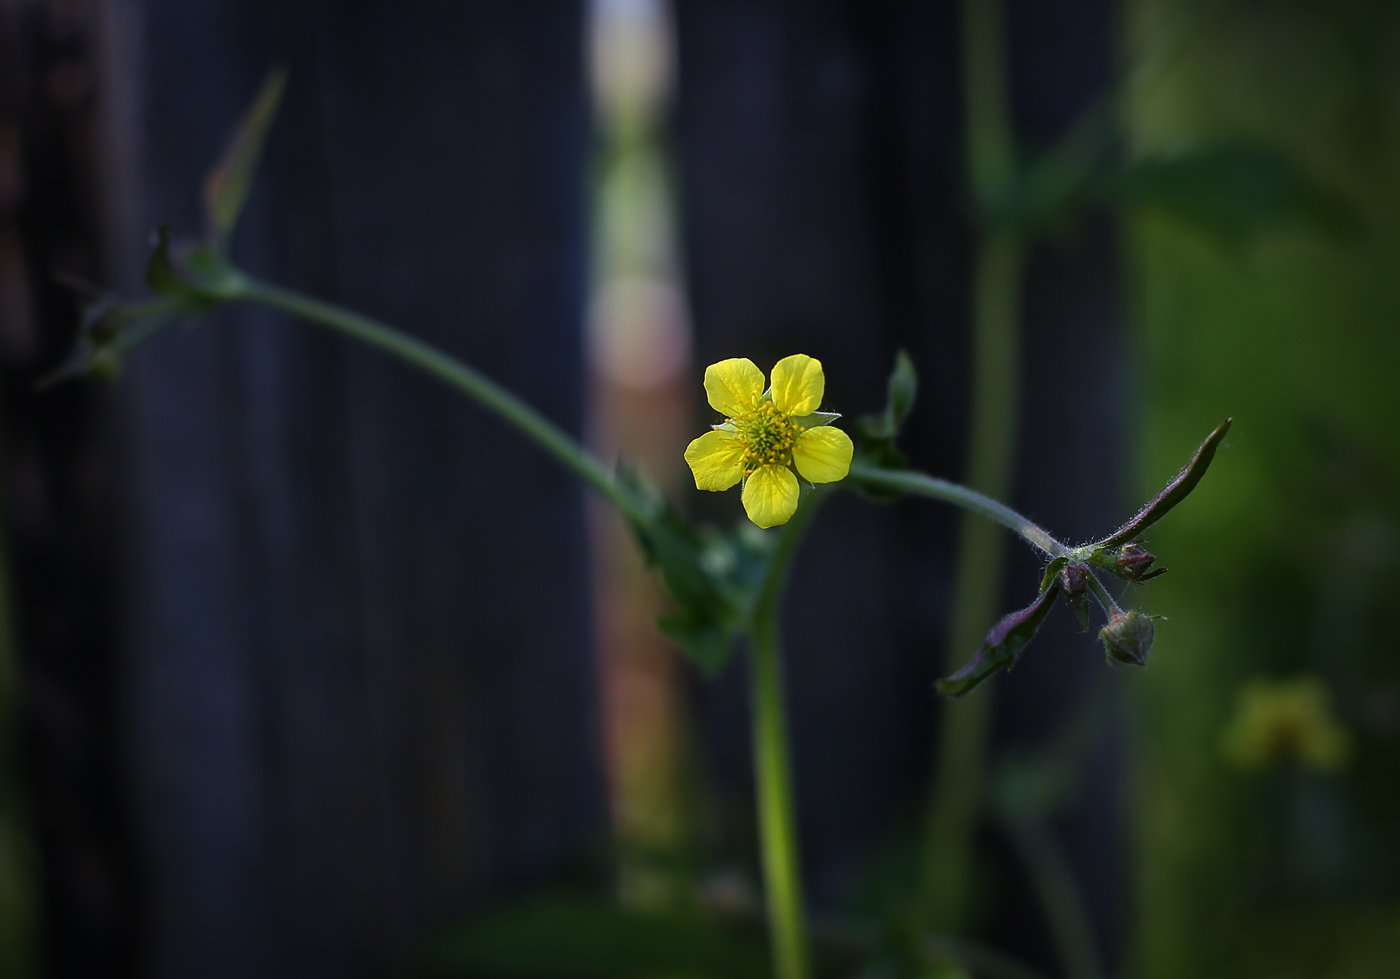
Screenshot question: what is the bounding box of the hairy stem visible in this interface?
[747,488,828,979]
[847,464,1064,557]
[236,278,647,525]
[1084,571,1125,618]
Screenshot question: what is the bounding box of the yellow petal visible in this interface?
[792,425,853,483]
[769,354,824,416]
[704,358,765,415]
[684,431,746,491]
[741,465,800,528]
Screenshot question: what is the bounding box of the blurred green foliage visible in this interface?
[0,524,35,978]
[1126,0,1400,975]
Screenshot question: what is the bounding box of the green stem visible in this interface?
[747,488,828,979]
[1084,571,1124,618]
[847,464,1064,558]
[235,278,647,526]
[921,0,1023,929]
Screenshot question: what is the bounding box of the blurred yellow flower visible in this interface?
[1220,675,1352,773]
[684,354,853,528]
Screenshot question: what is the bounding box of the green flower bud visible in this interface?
[1099,610,1156,667]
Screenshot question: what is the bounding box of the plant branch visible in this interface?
[847,463,1065,557]
[1084,571,1124,618]
[746,487,829,979]
[236,278,647,526]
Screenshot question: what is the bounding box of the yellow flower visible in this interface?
[684,354,854,528]
[1220,675,1352,773]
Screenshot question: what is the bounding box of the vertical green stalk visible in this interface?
[920,0,1024,931]
[748,490,827,979]
[750,618,808,979]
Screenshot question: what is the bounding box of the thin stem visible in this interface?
[747,488,828,979]
[847,464,1064,558]
[235,278,647,526]
[1084,571,1124,618]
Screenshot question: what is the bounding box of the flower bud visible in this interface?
[1099,610,1156,666]
[1058,563,1090,605]
[1114,544,1163,581]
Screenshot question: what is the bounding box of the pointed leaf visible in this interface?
[203,66,287,246]
[851,351,918,499]
[936,583,1061,698]
[884,348,917,430]
[1038,557,1069,595]
[1094,418,1232,549]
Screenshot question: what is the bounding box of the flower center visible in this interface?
[734,401,797,472]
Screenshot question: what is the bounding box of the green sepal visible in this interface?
[936,582,1061,698]
[146,227,242,302]
[1039,556,1069,595]
[203,66,287,249]
[1073,601,1090,631]
[794,410,841,431]
[41,289,196,387]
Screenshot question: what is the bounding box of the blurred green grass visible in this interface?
[1127,0,1400,975]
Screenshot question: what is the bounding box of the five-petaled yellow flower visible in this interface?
[684,354,854,528]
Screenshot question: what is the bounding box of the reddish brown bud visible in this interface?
[1114,544,1167,582]
[1058,562,1090,605]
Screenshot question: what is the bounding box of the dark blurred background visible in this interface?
[0,0,1396,977]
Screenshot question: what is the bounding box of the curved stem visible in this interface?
[847,463,1064,558]
[747,487,829,979]
[235,277,648,526]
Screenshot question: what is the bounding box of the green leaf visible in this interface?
[615,466,751,675]
[1114,146,1356,242]
[421,896,769,979]
[1038,557,1069,595]
[884,349,917,430]
[203,66,287,247]
[1093,417,1232,549]
[851,351,918,500]
[935,582,1061,698]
